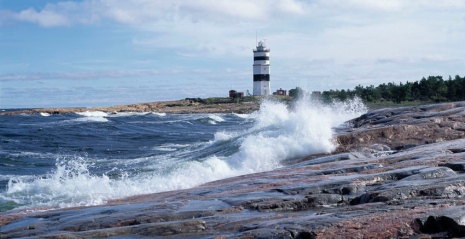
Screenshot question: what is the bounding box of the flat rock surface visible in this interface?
[0,99,260,115]
[3,102,465,238]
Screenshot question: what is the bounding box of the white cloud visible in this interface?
[10,1,100,27]
[15,7,71,27]
[6,0,305,27]
[96,0,306,24]
[7,0,465,60]
[321,0,465,12]
[324,0,403,11]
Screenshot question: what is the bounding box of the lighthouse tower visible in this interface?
[253,40,270,96]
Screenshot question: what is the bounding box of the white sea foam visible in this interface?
[152,112,167,117]
[0,175,35,182]
[208,114,225,122]
[77,111,108,117]
[75,111,109,122]
[154,143,190,152]
[73,117,109,123]
[3,97,367,210]
[213,131,236,142]
[9,151,57,159]
[106,112,151,117]
[6,157,113,207]
[232,113,249,119]
[206,114,225,125]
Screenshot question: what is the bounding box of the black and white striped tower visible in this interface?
[253,40,270,96]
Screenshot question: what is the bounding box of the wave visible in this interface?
[153,143,190,152]
[2,97,367,211]
[107,112,151,117]
[206,114,225,125]
[74,111,109,123]
[208,114,225,122]
[213,131,237,142]
[190,114,226,125]
[76,111,108,117]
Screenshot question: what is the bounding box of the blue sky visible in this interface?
[1,0,464,108]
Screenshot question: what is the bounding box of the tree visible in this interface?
[320,74,463,104]
[391,83,409,104]
[289,87,303,98]
[433,76,447,101]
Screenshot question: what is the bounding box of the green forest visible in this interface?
[290,75,465,104]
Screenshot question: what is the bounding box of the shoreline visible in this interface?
[0,99,261,115]
[3,102,465,237]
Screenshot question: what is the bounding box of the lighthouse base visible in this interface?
[253,81,270,96]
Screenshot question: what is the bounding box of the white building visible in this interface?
[253,40,270,96]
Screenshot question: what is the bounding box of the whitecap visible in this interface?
[154,143,190,151]
[73,117,109,123]
[107,112,149,117]
[213,131,235,142]
[76,111,108,117]
[232,113,249,119]
[208,114,225,123]
[75,111,109,122]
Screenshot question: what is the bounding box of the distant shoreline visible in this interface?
[0,99,261,115]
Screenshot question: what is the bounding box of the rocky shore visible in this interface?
[0,99,260,115]
[3,102,465,238]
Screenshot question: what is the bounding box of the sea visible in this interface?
[0,98,367,213]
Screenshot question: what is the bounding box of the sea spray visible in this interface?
[229,96,367,172]
[2,97,367,210]
[6,156,112,208]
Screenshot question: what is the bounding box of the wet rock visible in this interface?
[246,197,314,212]
[337,102,465,152]
[415,206,465,237]
[350,192,389,205]
[400,167,457,180]
[444,161,465,171]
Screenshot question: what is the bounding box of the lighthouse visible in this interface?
[253,40,270,96]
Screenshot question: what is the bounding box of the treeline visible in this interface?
[319,75,465,104]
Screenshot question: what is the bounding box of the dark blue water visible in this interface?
[0,99,366,212]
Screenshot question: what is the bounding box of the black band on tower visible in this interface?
[254,56,269,61]
[253,74,270,81]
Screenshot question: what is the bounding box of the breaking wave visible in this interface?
[2,97,367,211]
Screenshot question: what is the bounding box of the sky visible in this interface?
[1,0,464,108]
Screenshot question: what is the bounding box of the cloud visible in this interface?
[322,0,403,11]
[10,1,95,27]
[15,7,70,27]
[5,0,464,60]
[321,0,465,11]
[0,70,163,81]
[4,0,305,27]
